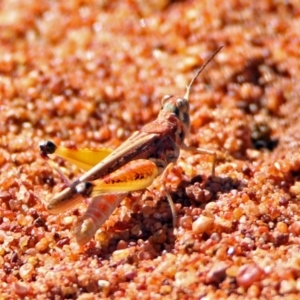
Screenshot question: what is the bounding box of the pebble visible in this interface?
[192,215,214,234]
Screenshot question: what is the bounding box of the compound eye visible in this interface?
[176,97,189,113]
[161,95,173,107]
[75,182,94,197]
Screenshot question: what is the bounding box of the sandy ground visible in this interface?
[1,0,300,299]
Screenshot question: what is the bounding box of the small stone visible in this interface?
[290,182,300,199]
[174,270,197,288]
[13,282,30,297]
[35,237,51,252]
[160,285,172,294]
[236,263,264,288]
[130,224,142,236]
[179,216,193,229]
[289,221,300,235]
[151,229,167,244]
[116,240,128,250]
[226,265,239,277]
[279,279,296,294]
[214,217,232,231]
[77,293,96,300]
[206,262,230,284]
[19,263,34,280]
[192,215,214,234]
[112,249,131,262]
[62,216,75,225]
[98,280,110,294]
[98,280,110,288]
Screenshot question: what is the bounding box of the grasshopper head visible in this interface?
[160,94,190,140]
[159,47,222,144]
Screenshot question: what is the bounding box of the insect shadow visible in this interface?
[85,173,243,259]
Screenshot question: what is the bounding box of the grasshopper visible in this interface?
[39,47,222,245]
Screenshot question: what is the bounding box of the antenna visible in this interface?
[184,46,223,100]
